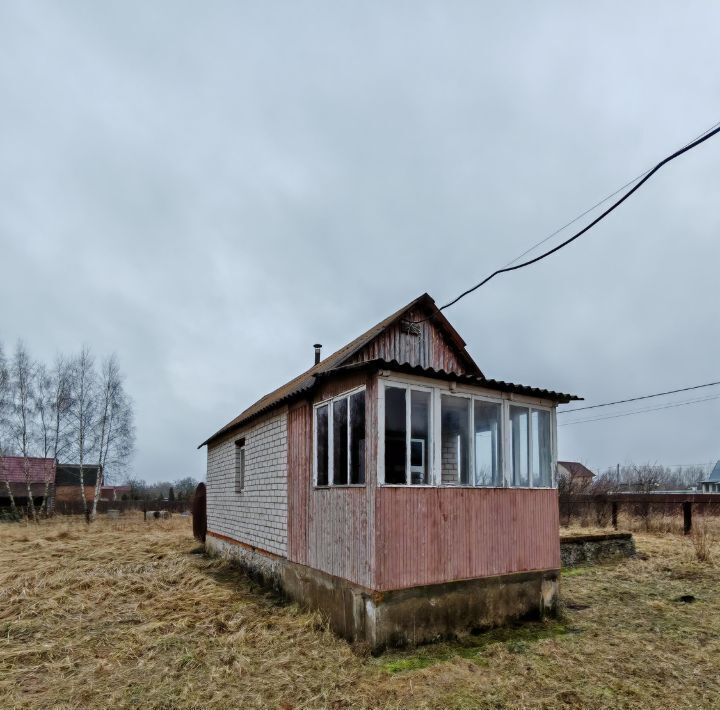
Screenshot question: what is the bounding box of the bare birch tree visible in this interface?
[34,357,73,514]
[69,347,96,522]
[9,343,38,522]
[0,343,18,517]
[89,355,134,522]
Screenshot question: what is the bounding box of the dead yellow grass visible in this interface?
[2,514,720,709]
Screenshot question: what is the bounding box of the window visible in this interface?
[234,438,246,493]
[379,378,555,489]
[383,384,433,485]
[532,409,552,487]
[511,405,554,488]
[314,388,366,486]
[510,406,529,486]
[441,395,471,484]
[474,400,502,486]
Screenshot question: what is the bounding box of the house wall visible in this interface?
[374,487,560,591]
[206,408,288,557]
[54,484,95,504]
[287,373,376,588]
[345,306,471,374]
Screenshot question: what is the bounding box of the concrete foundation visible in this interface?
[560,532,635,567]
[206,533,559,652]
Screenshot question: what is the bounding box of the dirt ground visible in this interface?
[2,513,719,709]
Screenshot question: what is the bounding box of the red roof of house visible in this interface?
[0,456,56,484]
[558,461,596,479]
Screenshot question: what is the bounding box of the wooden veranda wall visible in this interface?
[373,487,561,591]
[287,375,377,589]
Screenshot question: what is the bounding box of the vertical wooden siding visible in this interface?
[346,307,469,374]
[287,375,377,589]
[374,487,560,591]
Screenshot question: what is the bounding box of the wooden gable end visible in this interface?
[343,305,479,376]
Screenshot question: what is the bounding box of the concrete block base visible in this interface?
[206,533,559,652]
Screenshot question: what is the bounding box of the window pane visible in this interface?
[384,386,407,484]
[474,400,502,486]
[316,405,329,485]
[441,395,470,485]
[349,391,366,484]
[510,406,529,486]
[410,390,431,484]
[532,409,552,487]
[333,398,348,485]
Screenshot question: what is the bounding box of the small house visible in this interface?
[200,294,579,650]
[557,461,596,488]
[0,456,56,509]
[54,464,102,507]
[700,461,720,493]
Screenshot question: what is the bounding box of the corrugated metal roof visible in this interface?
[199,294,580,447]
[324,359,580,403]
[558,461,596,479]
[0,456,56,484]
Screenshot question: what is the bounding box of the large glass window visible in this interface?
[383,385,433,485]
[316,405,329,486]
[314,389,366,486]
[532,409,552,487]
[410,390,431,484]
[473,400,502,486]
[378,379,555,489]
[441,395,471,485]
[384,386,407,484]
[510,406,529,486]
[349,391,366,484]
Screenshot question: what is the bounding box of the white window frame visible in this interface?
[506,402,556,489]
[378,374,557,489]
[313,385,367,488]
[378,380,435,485]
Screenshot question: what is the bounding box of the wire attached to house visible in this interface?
[558,392,720,427]
[557,379,720,414]
[413,118,720,322]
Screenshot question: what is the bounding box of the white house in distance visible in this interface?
[700,461,720,493]
[199,294,580,650]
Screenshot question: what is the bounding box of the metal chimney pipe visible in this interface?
[313,343,322,365]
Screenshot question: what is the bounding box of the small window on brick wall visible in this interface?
[235,437,246,493]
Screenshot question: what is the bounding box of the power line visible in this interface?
[558,393,720,426]
[501,118,720,269]
[558,380,720,414]
[416,118,720,321]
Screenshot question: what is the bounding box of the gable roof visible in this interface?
[705,460,720,482]
[558,461,596,479]
[0,456,56,484]
[200,293,580,447]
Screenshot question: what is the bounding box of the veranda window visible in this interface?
[380,378,555,488]
[383,385,432,485]
[510,405,553,488]
[314,388,366,486]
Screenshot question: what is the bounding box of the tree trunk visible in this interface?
[3,477,17,518]
[23,457,38,523]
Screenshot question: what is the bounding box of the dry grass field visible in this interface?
[2,513,720,709]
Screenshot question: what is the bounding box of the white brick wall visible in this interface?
[206,409,288,557]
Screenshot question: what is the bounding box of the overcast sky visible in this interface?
[2,2,719,482]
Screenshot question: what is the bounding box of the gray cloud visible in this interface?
[1,1,719,480]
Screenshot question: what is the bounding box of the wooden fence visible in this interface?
[560,493,720,534]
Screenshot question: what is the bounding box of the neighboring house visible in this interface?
[700,461,720,493]
[557,461,596,488]
[0,456,56,509]
[54,464,103,504]
[199,293,579,651]
[100,485,132,501]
